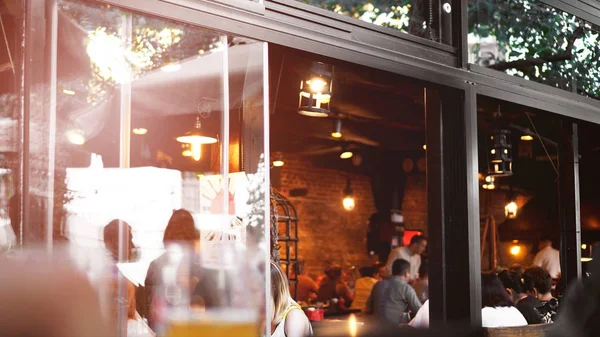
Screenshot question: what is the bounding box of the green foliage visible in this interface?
[469,0,600,99]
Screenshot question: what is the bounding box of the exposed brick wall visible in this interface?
[274,157,427,278]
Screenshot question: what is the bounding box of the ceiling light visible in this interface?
[422,144,427,150]
[488,129,513,176]
[582,257,593,262]
[298,62,334,118]
[272,152,285,167]
[521,135,534,141]
[62,89,76,96]
[582,244,587,250]
[65,130,85,145]
[340,144,353,159]
[133,128,147,135]
[176,116,217,161]
[331,119,343,138]
[182,149,192,157]
[510,245,521,256]
[342,179,355,211]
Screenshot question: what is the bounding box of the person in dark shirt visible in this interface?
[524,266,559,323]
[498,269,543,324]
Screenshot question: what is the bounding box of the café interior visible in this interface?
[1,1,600,335]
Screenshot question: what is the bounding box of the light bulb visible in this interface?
[521,135,534,141]
[273,160,284,167]
[340,151,353,159]
[343,196,355,211]
[510,245,521,256]
[308,77,327,92]
[191,143,202,161]
[133,128,147,135]
[505,201,518,218]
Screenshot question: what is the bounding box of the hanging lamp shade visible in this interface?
[176,116,217,161]
[298,62,334,117]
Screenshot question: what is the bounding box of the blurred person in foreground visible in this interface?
[385,235,427,282]
[498,269,542,324]
[0,255,110,337]
[350,265,379,311]
[143,209,199,329]
[366,259,422,325]
[270,261,313,337]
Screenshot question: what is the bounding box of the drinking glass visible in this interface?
[152,242,264,337]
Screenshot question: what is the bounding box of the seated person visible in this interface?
[350,266,378,311]
[365,259,422,325]
[316,265,353,306]
[524,266,559,323]
[481,272,527,328]
[498,269,543,324]
[291,260,319,303]
[412,263,429,303]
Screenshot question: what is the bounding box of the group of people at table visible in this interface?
[290,235,562,333]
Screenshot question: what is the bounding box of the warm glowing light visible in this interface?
[348,314,357,337]
[482,183,495,190]
[133,128,147,135]
[423,144,427,150]
[512,240,519,244]
[521,135,534,141]
[505,201,518,219]
[582,244,587,250]
[66,130,85,145]
[182,149,192,157]
[307,77,327,92]
[190,143,202,161]
[340,151,353,159]
[582,257,593,262]
[343,196,356,211]
[62,89,76,96]
[273,160,285,167]
[510,245,521,256]
[485,176,494,183]
[161,63,181,72]
[331,132,342,138]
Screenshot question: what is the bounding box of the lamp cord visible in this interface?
[0,14,15,77]
[525,112,559,176]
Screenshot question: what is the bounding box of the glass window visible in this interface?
[296,0,454,45]
[469,0,600,100]
[18,0,268,336]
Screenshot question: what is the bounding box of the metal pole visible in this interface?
[45,0,58,252]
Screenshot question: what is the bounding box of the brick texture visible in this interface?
[274,157,427,278]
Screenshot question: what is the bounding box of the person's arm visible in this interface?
[339,283,354,303]
[533,252,543,267]
[406,287,422,315]
[284,309,311,337]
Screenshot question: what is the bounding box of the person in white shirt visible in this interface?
[481,272,527,328]
[385,235,427,282]
[533,236,561,280]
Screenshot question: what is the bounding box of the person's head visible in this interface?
[376,265,386,280]
[326,265,343,281]
[359,266,376,278]
[392,259,411,279]
[523,266,552,298]
[498,270,524,303]
[270,261,294,325]
[163,209,199,244]
[509,263,525,277]
[481,272,513,308]
[103,219,133,261]
[538,235,553,250]
[418,262,429,280]
[409,235,428,255]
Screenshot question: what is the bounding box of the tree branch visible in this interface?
[488,25,585,71]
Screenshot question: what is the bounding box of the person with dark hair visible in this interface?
[366,259,422,325]
[143,209,199,329]
[385,235,427,282]
[103,219,134,262]
[350,266,378,311]
[523,266,559,323]
[481,272,527,327]
[509,263,525,277]
[316,265,353,306]
[533,235,561,280]
[498,270,543,324]
[412,262,429,303]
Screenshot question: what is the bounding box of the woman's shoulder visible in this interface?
[482,306,527,328]
[284,307,312,337]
